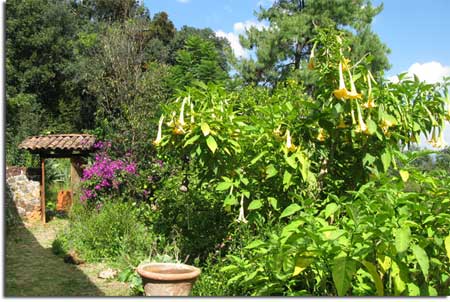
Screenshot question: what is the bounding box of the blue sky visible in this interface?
[144,0,450,80]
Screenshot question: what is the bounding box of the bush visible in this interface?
[55,201,154,265]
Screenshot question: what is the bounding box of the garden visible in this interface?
[5,0,450,297]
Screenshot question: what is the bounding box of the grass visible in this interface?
[5,217,130,297]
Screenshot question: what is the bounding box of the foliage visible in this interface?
[54,201,154,264]
[237,0,390,85]
[155,29,449,296]
[170,36,230,89]
[213,164,450,296]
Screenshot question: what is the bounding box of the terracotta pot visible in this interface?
[137,263,201,296]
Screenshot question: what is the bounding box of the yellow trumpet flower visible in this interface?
[286,130,297,152]
[381,119,395,135]
[333,61,350,99]
[308,43,316,70]
[179,97,187,126]
[317,128,326,141]
[355,104,368,133]
[153,115,164,146]
[429,127,447,149]
[337,117,347,129]
[347,69,362,100]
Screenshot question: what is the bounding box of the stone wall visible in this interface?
[6,166,41,221]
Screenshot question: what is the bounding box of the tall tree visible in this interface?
[170,35,229,89]
[6,0,81,164]
[238,0,390,85]
[71,0,149,23]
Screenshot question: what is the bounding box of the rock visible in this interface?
[98,268,118,279]
[64,250,85,265]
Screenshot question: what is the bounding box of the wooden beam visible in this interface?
[40,156,46,224]
[70,157,83,204]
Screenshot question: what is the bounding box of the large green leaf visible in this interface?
[280,204,301,218]
[206,135,218,153]
[361,260,384,296]
[412,245,429,280]
[394,226,410,253]
[380,150,391,172]
[248,199,263,210]
[445,235,450,261]
[292,256,314,277]
[332,256,357,296]
[265,164,278,179]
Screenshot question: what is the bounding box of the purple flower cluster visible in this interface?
[80,141,137,202]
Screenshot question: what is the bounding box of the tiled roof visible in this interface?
[19,134,96,153]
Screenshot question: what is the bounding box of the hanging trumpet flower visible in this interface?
[316,128,326,141]
[347,69,362,100]
[285,129,297,152]
[355,104,368,133]
[429,125,447,149]
[337,116,347,129]
[190,102,195,124]
[308,42,317,70]
[363,71,376,108]
[173,97,188,135]
[381,119,395,135]
[333,61,350,99]
[153,114,164,146]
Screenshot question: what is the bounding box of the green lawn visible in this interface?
[5,217,130,297]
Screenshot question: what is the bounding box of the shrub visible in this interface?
[55,201,154,265]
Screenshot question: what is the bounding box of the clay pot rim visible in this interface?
[137,262,201,281]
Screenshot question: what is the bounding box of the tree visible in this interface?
[84,19,170,158]
[71,0,149,23]
[170,35,229,89]
[238,0,390,86]
[6,0,82,164]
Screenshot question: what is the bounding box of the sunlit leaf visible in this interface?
[395,226,410,253]
[201,122,211,136]
[412,245,429,281]
[280,203,301,218]
[248,199,263,210]
[206,135,218,153]
[361,260,384,296]
[293,256,314,276]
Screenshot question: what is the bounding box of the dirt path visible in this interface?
[5,218,130,297]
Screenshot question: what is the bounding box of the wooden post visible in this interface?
[70,156,84,204]
[40,156,46,224]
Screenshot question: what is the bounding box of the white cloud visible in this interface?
[389,61,450,84]
[215,30,249,59]
[216,20,268,59]
[177,0,190,3]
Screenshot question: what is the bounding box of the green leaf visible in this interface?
[406,283,420,296]
[245,240,265,249]
[445,235,450,261]
[395,226,410,253]
[399,170,409,182]
[224,195,237,206]
[285,155,297,169]
[361,260,384,296]
[391,260,407,295]
[206,135,218,153]
[250,151,268,165]
[280,203,301,218]
[283,170,292,190]
[366,119,377,135]
[201,122,211,136]
[266,164,278,179]
[248,199,263,210]
[332,256,357,296]
[412,245,429,281]
[324,203,339,218]
[268,197,278,210]
[381,150,392,172]
[216,182,232,191]
[292,256,314,276]
[183,134,200,147]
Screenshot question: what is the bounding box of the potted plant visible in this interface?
[136,262,201,296]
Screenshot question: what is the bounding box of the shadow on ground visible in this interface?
[5,186,105,297]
